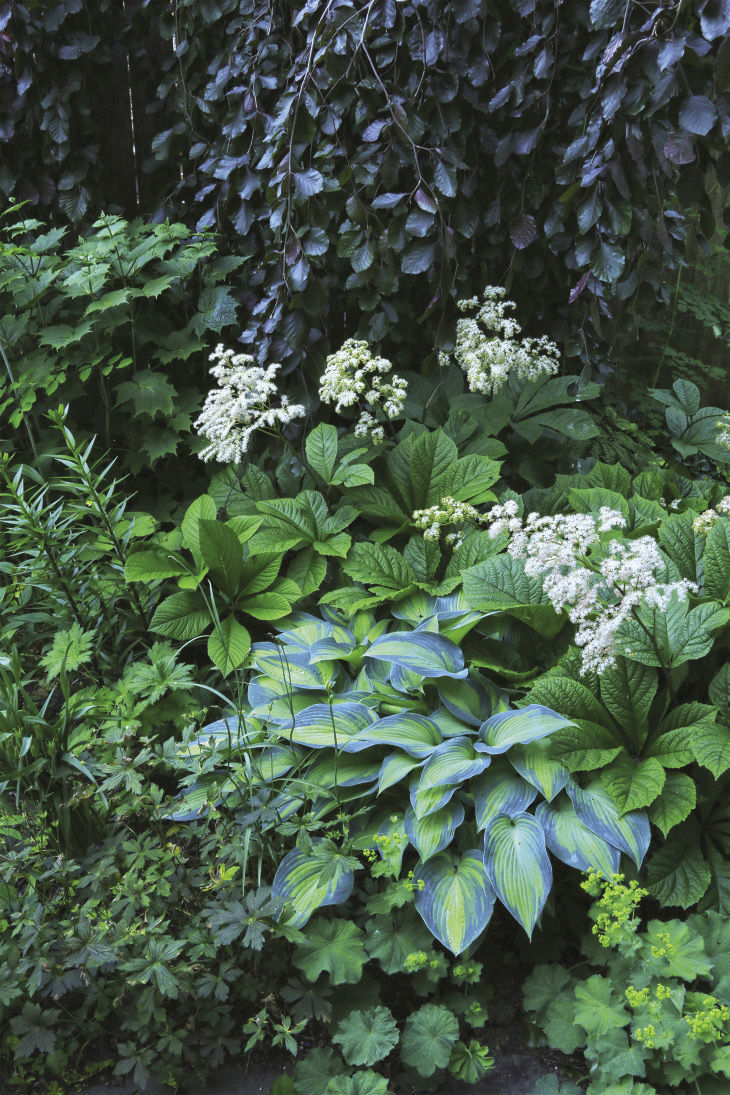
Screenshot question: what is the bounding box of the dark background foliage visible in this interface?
[2,0,729,378]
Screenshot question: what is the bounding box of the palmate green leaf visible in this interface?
[418,736,491,791]
[598,659,657,745]
[274,845,358,928]
[207,615,251,675]
[333,1006,399,1066]
[462,555,563,635]
[343,543,417,593]
[477,705,574,754]
[646,826,711,908]
[536,798,620,879]
[288,546,327,596]
[573,976,629,1039]
[704,519,730,602]
[600,755,666,815]
[124,548,186,581]
[413,850,496,954]
[550,722,622,773]
[404,800,465,862]
[244,592,295,620]
[400,1004,460,1077]
[181,494,217,554]
[407,429,458,510]
[293,918,366,984]
[691,721,730,777]
[618,597,730,668]
[649,773,696,838]
[325,1071,390,1095]
[566,780,650,867]
[150,590,210,640]
[709,664,730,708]
[198,518,244,596]
[366,630,467,679]
[658,510,704,584]
[483,812,552,937]
[306,423,338,482]
[472,765,537,831]
[274,702,378,748]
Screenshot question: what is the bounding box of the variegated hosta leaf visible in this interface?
[377,753,423,794]
[344,712,442,758]
[249,643,331,690]
[535,798,621,879]
[306,753,382,789]
[410,779,459,820]
[247,674,324,720]
[269,702,377,748]
[566,779,650,867]
[437,675,495,728]
[414,850,496,955]
[417,736,491,791]
[365,631,468,679]
[509,739,569,801]
[389,661,426,694]
[472,764,537,831]
[404,800,465,862]
[476,705,575,755]
[483,812,552,937]
[272,842,357,927]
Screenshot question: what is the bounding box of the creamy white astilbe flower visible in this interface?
[443,286,560,395]
[194,344,305,463]
[693,494,730,536]
[484,504,697,674]
[413,497,487,547]
[319,339,407,443]
[717,413,730,455]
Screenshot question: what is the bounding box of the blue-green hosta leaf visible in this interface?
[509,740,569,802]
[389,662,426,694]
[250,745,303,782]
[273,843,359,927]
[477,705,574,755]
[344,712,442,758]
[410,781,459,820]
[246,674,325,720]
[309,635,357,662]
[365,631,467,679]
[483,813,552,937]
[306,753,381,790]
[472,765,537,831]
[378,753,423,793]
[418,736,490,791]
[566,780,650,867]
[250,644,330,690]
[414,850,496,955]
[404,800,465,862]
[437,675,494,727]
[535,798,621,879]
[271,703,377,748]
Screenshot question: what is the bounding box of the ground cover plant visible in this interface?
[4,117,730,1095]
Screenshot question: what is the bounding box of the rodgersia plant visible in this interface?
[318,338,407,443]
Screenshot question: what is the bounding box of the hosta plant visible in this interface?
[525,872,730,1095]
[172,602,650,953]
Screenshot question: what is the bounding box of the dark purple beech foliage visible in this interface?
[1,0,729,376]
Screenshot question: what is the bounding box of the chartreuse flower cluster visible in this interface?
[194,343,306,462]
[440,285,560,394]
[525,873,730,1094]
[318,338,407,442]
[485,500,697,673]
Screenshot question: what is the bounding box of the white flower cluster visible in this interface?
[319,338,407,443]
[693,495,730,536]
[194,344,306,463]
[485,501,697,674]
[412,497,486,547]
[716,413,730,455]
[442,286,560,395]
